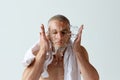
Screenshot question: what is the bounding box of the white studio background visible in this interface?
[0,0,120,80]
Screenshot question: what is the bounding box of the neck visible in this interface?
[52,45,67,57]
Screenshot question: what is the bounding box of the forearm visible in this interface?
[75,47,99,80]
[22,49,46,80]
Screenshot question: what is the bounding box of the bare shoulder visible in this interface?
[80,45,89,61]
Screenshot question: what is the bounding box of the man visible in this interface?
[22,14,99,80]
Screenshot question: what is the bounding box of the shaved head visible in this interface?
[48,14,70,28]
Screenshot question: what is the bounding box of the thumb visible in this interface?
[40,24,45,35]
[40,24,46,38]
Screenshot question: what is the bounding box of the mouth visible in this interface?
[53,43,67,54]
[54,41,68,49]
[55,42,63,45]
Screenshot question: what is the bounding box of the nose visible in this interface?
[56,32,63,40]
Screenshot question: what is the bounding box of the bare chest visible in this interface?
[39,56,64,80]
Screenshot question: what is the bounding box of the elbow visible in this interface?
[87,75,99,80]
[87,71,100,80]
[94,76,99,80]
[95,70,100,80]
[95,74,100,80]
[91,72,100,80]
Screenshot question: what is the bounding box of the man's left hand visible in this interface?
[73,25,84,52]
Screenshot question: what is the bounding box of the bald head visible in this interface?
[48,14,70,28]
[47,15,71,52]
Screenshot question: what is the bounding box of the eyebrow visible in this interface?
[50,28,69,31]
[61,28,69,31]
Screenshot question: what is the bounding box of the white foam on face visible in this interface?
[53,43,67,56]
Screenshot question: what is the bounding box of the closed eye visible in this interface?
[61,31,68,35]
[50,30,57,34]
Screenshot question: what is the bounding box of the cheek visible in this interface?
[49,35,56,43]
[64,36,71,42]
[49,34,71,42]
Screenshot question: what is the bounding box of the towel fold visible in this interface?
[22,40,81,80]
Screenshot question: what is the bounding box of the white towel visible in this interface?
[22,40,81,80]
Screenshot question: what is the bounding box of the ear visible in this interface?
[68,31,71,40]
[69,31,72,37]
[46,27,50,38]
[46,31,50,40]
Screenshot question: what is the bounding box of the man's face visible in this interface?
[48,20,71,51]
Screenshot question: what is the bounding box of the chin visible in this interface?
[54,44,67,53]
[55,44,65,49]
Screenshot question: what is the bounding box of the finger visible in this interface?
[77,24,84,41]
[40,24,46,37]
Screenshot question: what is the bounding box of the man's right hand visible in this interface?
[39,24,49,53]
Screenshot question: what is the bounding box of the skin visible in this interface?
[22,20,99,80]
[48,20,71,54]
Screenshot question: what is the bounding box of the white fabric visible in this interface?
[22,41,39,66]
[22,40,81,80]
